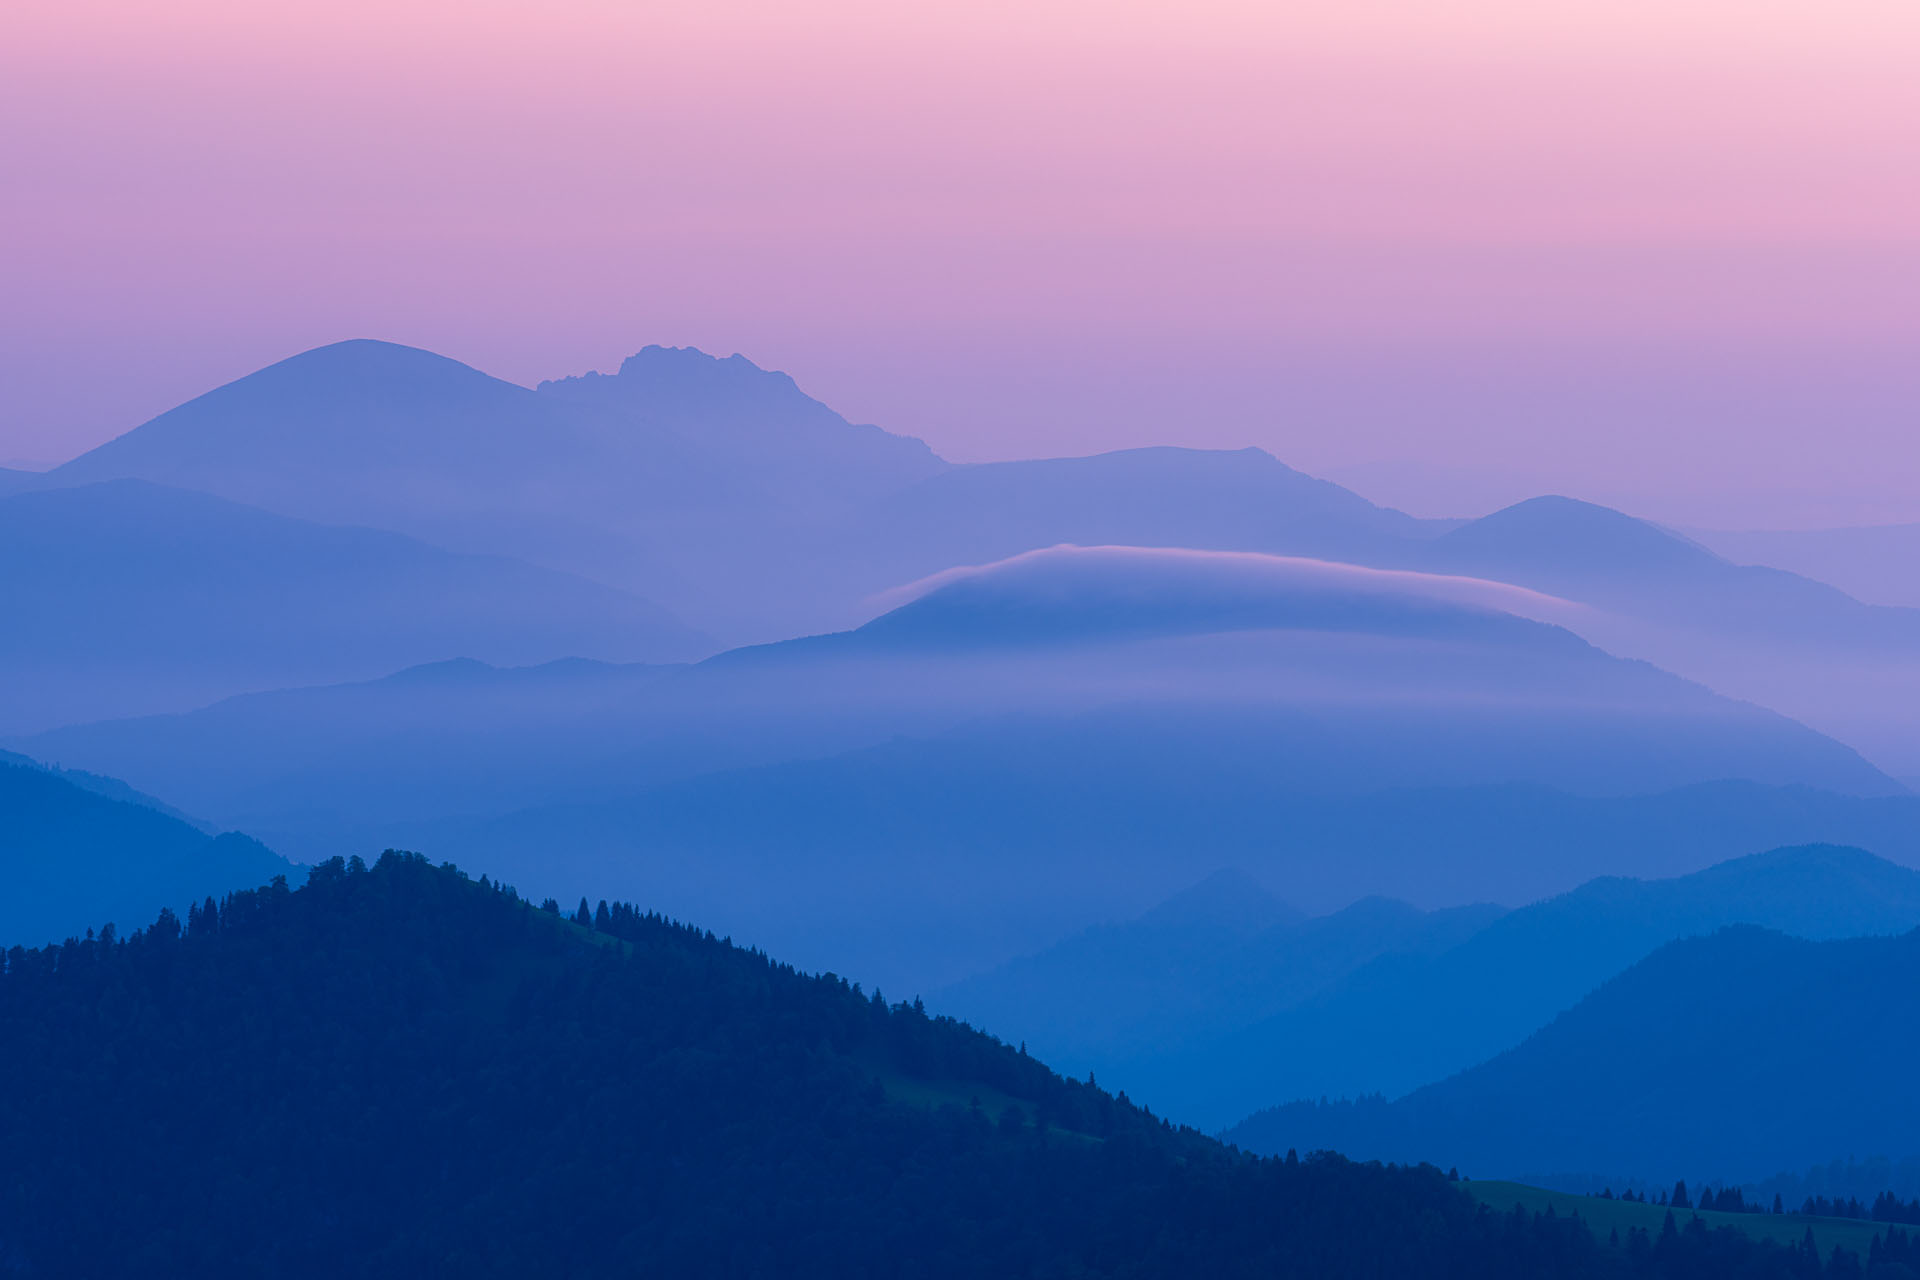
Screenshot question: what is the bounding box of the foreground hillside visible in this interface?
[0,854,1848,1278]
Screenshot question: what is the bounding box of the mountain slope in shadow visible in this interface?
[0,756,293,947]
[1225,922,1920,1184]
[1140,844,1920,1129]
[932,873,1503,1084]
[1410,495,1920,776]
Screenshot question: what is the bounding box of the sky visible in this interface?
[4,0,1918,527]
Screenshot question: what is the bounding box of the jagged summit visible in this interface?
[537,343,945,476]
[537,342,848,424]
[539,343,795,393]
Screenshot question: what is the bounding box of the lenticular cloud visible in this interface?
[870,544,1589,636]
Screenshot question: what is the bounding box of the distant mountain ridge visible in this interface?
[1692,522,1920,610]
[1225,922,1920,1184]
[0,748,212,832]
[34,543,1879,830]
[0,478,707,734]
[933,876,1503,1084]
[1406,495,1920,777]
[0,757,294,947]
[46,339,956,640]
[41,340,1466,642]
[1144,844,1920,1129]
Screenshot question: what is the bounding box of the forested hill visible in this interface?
[0,854,1883,1278]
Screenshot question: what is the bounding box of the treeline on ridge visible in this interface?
[0,851,1896,1278]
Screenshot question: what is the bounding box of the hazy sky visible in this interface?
[5,0,1918,526]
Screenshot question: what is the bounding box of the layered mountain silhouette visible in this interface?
[13,336,1920,1244]
[0,748,210,830]
[0,755,292,946]
[0,479,707,733]
[932,875,1503,1084]
[1692,522,1920,611]
[1224,922,1920,1184]
[1131,845,1920,1129]
[1406,496,1920,777]
[46,340,947,640]
[25,544,1894,815]
[39,339,1920,777]
[20,546,1902,989]
[41,340,1461,641]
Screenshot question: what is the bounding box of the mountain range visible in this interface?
[1225,922,1920,1184]
[14,544,1902,989]
[43,340,943,642]
[1127,844,1920,1130]
[0,754,293,946]
[18,337,1920,782]
[933,872,1504,1083]
[1693,522,1920,611]
[0,478,707,734]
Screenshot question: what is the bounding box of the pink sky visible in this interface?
[5,0,1918,526]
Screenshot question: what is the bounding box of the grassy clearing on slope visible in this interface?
[1468,1180,1896,1257]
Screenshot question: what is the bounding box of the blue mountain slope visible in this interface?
[0,479,707,733]
[0,759,294,947]
[44,340,957,639]
[1692,521,1920,610]
[1418,496,1885,631]
[51,340,563,509]
[932,877,1502,1083]
[21,543,1894,829]
[0,748,212,831]
[15,544,1906,991]
[1225,923,1920,1184]
[1407,496,1920,778]
[1140,845,1920,1129]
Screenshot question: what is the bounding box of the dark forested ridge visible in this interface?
[0,853,1872,1278]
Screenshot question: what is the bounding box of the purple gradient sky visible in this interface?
[4,0,1918,527]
